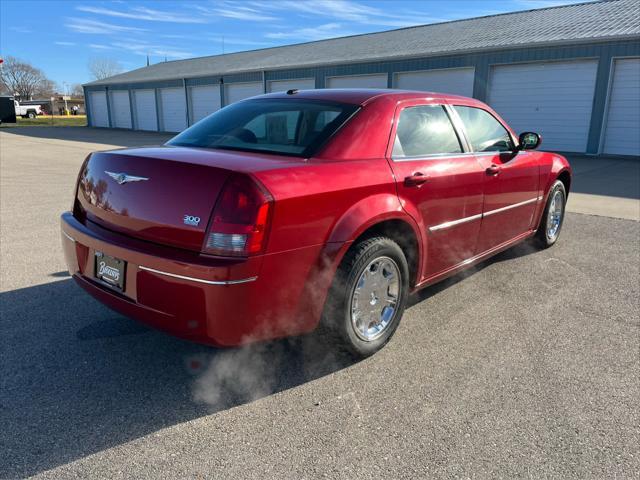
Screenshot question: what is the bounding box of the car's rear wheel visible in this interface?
[27,112,36,119]
[321,236,409,357]
[534,180,566,248]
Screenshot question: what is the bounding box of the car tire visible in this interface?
[534,180,566,248]
[27,112,36,119]
[321,236,409,357]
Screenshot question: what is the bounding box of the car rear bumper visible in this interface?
[61,212,333,346]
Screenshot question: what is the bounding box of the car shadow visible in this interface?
[1,279,357,478]
[2,239,541,477]
[0,126,173,148]
[408,239,541,307]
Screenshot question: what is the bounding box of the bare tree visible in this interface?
[34,78,55,98]
[88,57,123,81]
[71,83,84,97]
[0,56,54,100]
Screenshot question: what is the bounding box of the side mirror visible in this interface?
[518,132,541,150]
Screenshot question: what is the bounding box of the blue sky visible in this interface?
[0,0,588,88]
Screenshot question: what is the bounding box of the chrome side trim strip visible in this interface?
[139,266,258,285]
[429,213,482,232]
[391,150,526,162]
[482,197,539,217]
[428,197,540,232]
[62,230,75,242]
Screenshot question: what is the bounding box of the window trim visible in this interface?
[448,104,517,153]
[390,104,467,161]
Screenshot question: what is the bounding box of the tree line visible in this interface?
[0,56,123,101]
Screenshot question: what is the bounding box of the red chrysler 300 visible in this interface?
[61,89,571,356]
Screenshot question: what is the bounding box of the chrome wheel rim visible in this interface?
[350,256,401,342]
[546,189,564,242]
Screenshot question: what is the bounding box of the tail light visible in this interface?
[203,174,273,257]
[72,155,90,222]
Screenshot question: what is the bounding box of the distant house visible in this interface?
[51,96,85,115]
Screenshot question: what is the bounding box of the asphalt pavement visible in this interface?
[1,127,638,479]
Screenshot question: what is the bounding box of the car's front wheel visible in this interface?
[534,179,566,248]
[322,236,409,357]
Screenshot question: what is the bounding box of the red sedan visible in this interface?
[61,89,571,356]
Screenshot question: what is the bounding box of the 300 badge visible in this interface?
[183,214,201,226]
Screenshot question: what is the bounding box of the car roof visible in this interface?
[257,88,478,106]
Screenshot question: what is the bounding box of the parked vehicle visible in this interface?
[0,96,17,124]
[60,89,571,356]
[14,100,42,118]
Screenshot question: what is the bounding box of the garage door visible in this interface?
[326,74,387,89]
[110,90,131,129]
[189,85,221,124]
[224,82,263,106]
[488,60,598,152]
[394,67,475,97]
[159,87,187,132]
[133,90,157,131]
[602,58,640,156]
[89,91,109,127]
[267,78,315,93]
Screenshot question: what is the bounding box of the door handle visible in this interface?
[486,164,501,176]
[404,172,429,187]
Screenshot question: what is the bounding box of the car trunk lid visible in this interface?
[76,149,234,252]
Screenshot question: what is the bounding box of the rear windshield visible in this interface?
[167,98,359,157]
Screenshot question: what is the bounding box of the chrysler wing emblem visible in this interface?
[105,171,149,185]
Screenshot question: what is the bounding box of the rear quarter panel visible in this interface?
[253,157,401,253]
[253,156,416,334]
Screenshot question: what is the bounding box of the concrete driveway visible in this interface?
[1,127,638,479]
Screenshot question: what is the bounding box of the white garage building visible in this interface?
[84,0,640,156]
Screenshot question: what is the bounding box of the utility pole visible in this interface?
[62,81,69,114]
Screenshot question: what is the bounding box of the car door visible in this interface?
[451,105,540,254]
[387,102,485,280]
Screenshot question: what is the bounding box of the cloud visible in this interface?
[55,41,76,46]
[196,2,279,22]
[65,18,147,34]
[89,44,113,50]
[159,33,193,40]
[250,0,442,28]
[110,41,193,59]
[266,22,357,41]
[76,5,208,24]
[10,26,32,33]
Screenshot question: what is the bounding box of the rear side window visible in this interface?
[168,99,358,157]
[453,106,514,152]
[393,105,462,158]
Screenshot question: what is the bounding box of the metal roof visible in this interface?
[86,0,640,86]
